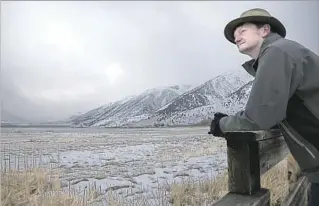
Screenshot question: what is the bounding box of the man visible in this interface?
[208,8,319,205]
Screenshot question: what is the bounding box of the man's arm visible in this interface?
[219,46,298,132]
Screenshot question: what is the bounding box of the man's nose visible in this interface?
[234,36,242,44]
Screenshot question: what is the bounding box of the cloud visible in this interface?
[1,1,318,122]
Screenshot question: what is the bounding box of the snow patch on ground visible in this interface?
[1,126,227,205]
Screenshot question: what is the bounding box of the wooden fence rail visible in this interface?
[213,129,310,206]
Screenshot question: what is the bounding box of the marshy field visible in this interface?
[1,126,289,206]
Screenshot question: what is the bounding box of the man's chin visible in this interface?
[238,46,249,54]
[238,48,246,54]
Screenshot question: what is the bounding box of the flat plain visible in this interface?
[1,126,228,205]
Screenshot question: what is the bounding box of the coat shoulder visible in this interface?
[267,38,308,60]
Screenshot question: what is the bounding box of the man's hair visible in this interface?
[251,21,274,32]
[237,21,274,33]
[233,21,275,38]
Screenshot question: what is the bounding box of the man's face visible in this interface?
[233,23,267,55]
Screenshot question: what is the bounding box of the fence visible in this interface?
[213,129,310,206]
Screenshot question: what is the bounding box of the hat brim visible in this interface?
[224,16,286,44]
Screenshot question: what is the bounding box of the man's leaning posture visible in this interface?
[208,8,319,206]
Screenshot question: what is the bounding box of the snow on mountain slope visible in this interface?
[70,99,130,127]
[154,72,251,119]
[68,71,253,128]
[223,80,253,114]
[133,104,227,127]
[70,85,192,127]
[134,73,253,127]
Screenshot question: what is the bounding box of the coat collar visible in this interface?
[241,33,283,76]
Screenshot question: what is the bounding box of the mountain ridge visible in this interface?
[69,84,193,127]
[69,71,253,128]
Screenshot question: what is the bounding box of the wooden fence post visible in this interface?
[227,139,261,194]
[214,130,286,206]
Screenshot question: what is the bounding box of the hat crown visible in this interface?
[224,8,286,44]
[240,8,272,18]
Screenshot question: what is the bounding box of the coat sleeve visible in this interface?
[219,46,297,132]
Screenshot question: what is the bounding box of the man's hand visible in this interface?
[208,112,228,137]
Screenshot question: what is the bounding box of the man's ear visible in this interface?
[261,24,271,37]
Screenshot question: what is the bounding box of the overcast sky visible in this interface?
[1,1,318,122]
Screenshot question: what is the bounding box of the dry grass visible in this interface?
[0,159,289,206]
[1,141,290,206]
[169,172,228,205]
[0,168,100,206]
[169,158,289,206]
[261,159,289,205]
[0,143,101,206]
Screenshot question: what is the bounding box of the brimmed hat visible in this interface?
[224,8,286,44]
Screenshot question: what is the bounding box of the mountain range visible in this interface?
[68,71,254,128]
[1,110,30,124]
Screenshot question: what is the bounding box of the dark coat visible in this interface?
[219,33,319,183]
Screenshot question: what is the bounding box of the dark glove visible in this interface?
[271,124,279,130]
[208,112,228,137]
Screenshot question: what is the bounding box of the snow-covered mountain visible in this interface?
[69,85,192,127]
[156,72,250,116]
[1,110,30,124]
[222,80,254,114]
[68,71,254,128]
[134,73,253,127]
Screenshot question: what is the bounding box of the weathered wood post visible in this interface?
[214,129,287,206]
[226,133,261,194]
